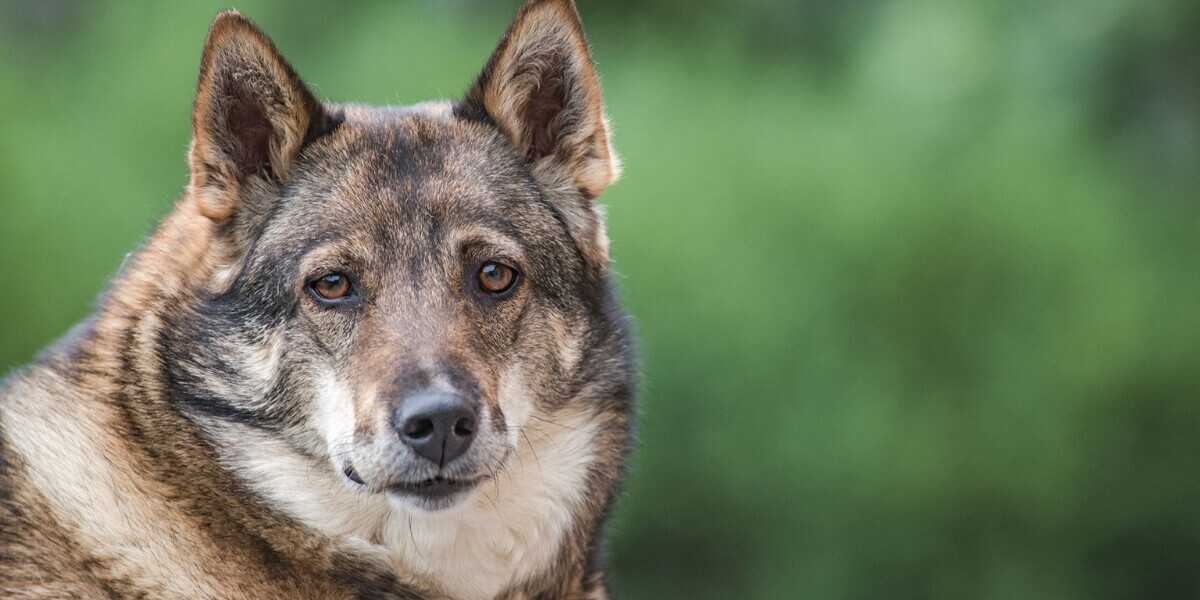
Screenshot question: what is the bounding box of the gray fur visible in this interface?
[0,2,634,599]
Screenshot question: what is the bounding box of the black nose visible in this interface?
[394,392,477,466]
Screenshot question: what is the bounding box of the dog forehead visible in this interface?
[256,102,579,274]
[288,103,544,228]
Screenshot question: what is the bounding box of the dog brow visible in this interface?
[450,224,526,260]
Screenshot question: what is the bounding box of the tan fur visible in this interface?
[1,3,633,599]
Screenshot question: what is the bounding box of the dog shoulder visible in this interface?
[0,372,123,598]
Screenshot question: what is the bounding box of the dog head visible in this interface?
[169,1,631,513]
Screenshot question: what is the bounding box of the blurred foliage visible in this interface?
[2,1,1199,598]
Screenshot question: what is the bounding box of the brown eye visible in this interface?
[309,273,353,302]
[477,261,518,295]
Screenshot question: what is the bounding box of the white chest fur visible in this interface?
[220,409,598,600]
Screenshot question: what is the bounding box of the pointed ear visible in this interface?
[189,11,327,221]
[463,0,619,200]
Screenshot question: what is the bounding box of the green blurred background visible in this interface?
[3,1,1199,598]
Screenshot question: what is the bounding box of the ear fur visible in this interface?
[189,11,327,221]
[464,0,619,201]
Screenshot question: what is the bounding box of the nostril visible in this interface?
[453,416,475,437]
[403,417,435,440]
[393,391,478,465]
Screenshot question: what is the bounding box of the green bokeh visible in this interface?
[2,1,1198,598]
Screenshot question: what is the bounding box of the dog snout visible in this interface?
[394,391,477,466]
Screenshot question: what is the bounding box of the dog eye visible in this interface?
[477,261,518,295]
[308,273,354,303]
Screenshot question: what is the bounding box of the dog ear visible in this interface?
[463,0,619,201]
[188,11,327,221]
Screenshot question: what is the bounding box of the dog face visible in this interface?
[250,105,601,512]
[168,2,629,512]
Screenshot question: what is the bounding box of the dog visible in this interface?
[0,1,635,598]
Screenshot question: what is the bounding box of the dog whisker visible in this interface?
[406,515,424,561]
[485,463,502,502]
[527,413,580,432]
[520,429,543,478]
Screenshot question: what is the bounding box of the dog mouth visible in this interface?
[387,476,482,500]
[342,464,367,485]
[341,464,482,500]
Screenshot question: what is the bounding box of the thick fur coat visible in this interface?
[0,2,635,598]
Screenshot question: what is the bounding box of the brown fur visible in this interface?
[0,2,635,599]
